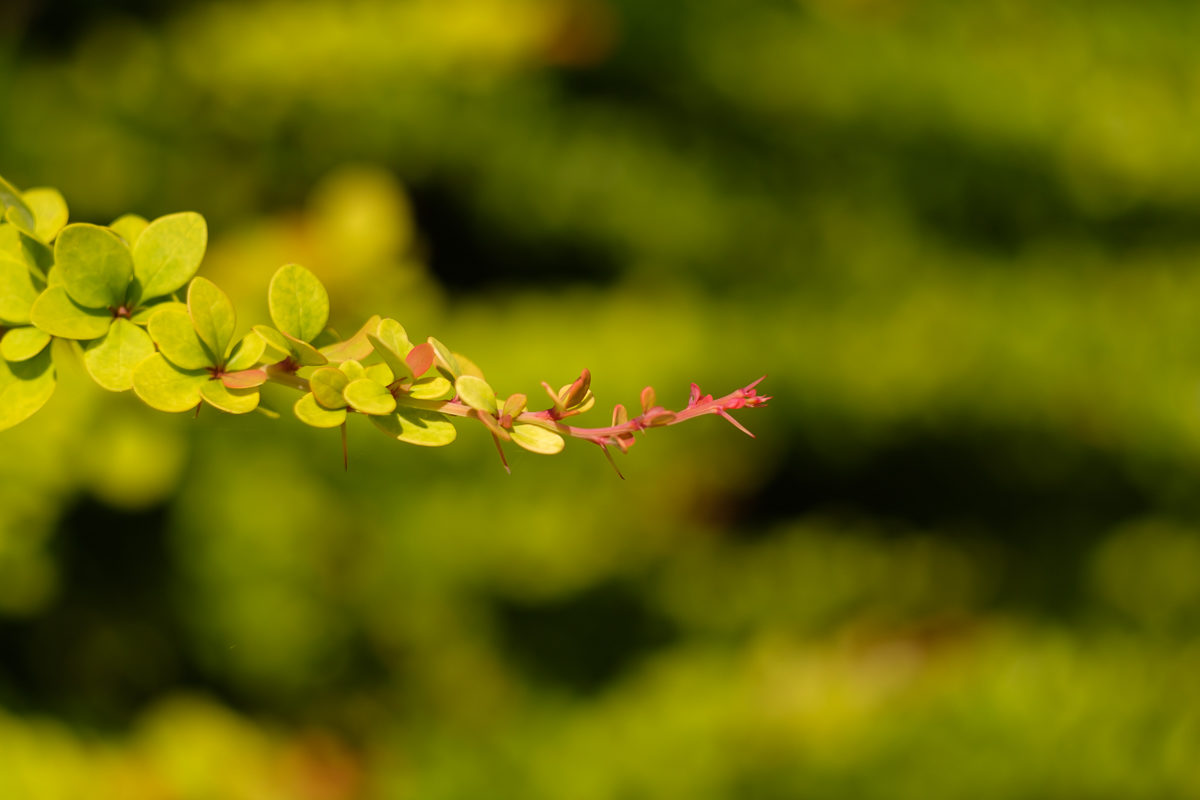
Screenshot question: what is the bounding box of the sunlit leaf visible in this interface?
[147,305,213,370]
[0,175,36,236]
[133,211,207,301]
[338,360,366,381]
[252,325,292,361]
[428,336,461,378]
[225,331,266,371]
[0,253,40,325]
[456,374,497,414]
[293,392,346,428]
[132,353,208,412]
[54,223,132,309]
[0,346,55,431]
[21,188,68,243]
[187,276,235,360]
[408,375,453,400]
[130,299,185,325]
[374,318,412,354]
[29,286,112,339]
[366,333,412,380]
[371,408,457,446]
[310,366,349,409]
[0,326,51,361]
[364,362,393,385]
[510,422,566,454]
[344,378,396,415]
[220,368,268,389]
[110,213,149,246]
[200,379,259,414]
[283,332,328,366]
[268,263,328,342]
[83,318,156,392]
[319,314,380,362]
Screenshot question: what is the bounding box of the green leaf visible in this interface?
[283,332,328,366]
[364,362,393,385]
[130,299,185,325]
[310,366,349,409]
[366,333,412,381]
[55,223,133,309]
[268,263,328,342]
[428,336,461,378]
[0,176,36,236]
[147,305,213,370]
[338,360,366,381]
[21,188,68,243]
[0,226,54,280]
[110,214,149,246]
[132,353,207,412]
[0,327,51,362]
[319,315,381,362]
[132,212,207,301]
[83,318,156,392]
[187,276,235,361]
[0,346,55,431]
[371,408,457,447]
[225,331,266,371]
[455,374,497,414]
[200,380,259,414]
[374,318,412,355]
[293,392,346,428]
[0,254,40,325]
[29,286,113,339]
[510,423,566,455]
[252,325,292,361]
[344,378,396,415]
[409,375,454,401]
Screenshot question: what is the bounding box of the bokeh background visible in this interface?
[4,0,1200,796]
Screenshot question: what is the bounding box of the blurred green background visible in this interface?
[4,0,1200,796]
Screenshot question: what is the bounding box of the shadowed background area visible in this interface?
[4,1,1200,797]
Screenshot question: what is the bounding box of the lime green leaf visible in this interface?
[344,378,396,415]
[130,299,185,325]
[283,332,328,366]
[132,212,207,301]
[0,226,54,279]
[200,380,259,414]
[268,263,328,342]
[0,254,40,325]
[338,360,366,381]
[132,353,207,412]
[0,327,51,362]
[510,423,566,455]
[110,214,149,246]
[29,286,113,339]
[374,318,412,355]
[187,276,235,361]
[0,176,36,236]
[364,362,393,385]
[55,223,132,309]
[371,408,457,447]
[225,331,266,371]
[366,333,412,381]
[455,374,497,415]
[293,392,346,428]
[252,325,292,361]
[502,393,528,420]
[0,347,55,431]
[320,315,380,362]
[428,336,461,378]
[83,318,156,392]
[409,375,454,400]
[456,351,486,380]
[21,188,68,243]
[310,366,349,409]
[147,305,212,370]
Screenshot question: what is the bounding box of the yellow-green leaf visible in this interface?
[0,326,51,362]
[110,213,149,246]
[268,263,328,342]
[371,408,457,447]
[344,378,396,415]
[83,318,156,392]
[133,211,207,301]
[0,346,55,431]
[187,276,235,361]
[21,188,68,243]
[29,286,112,340]
[200,380,259,414]
[455,374,497,415]
[55,223,132,309]
[147,305,213,370]
[510,423,566,455]
[310,366,349,409]
[132,353,207,412]
[0,253,40,325]
[293,392,346,428]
